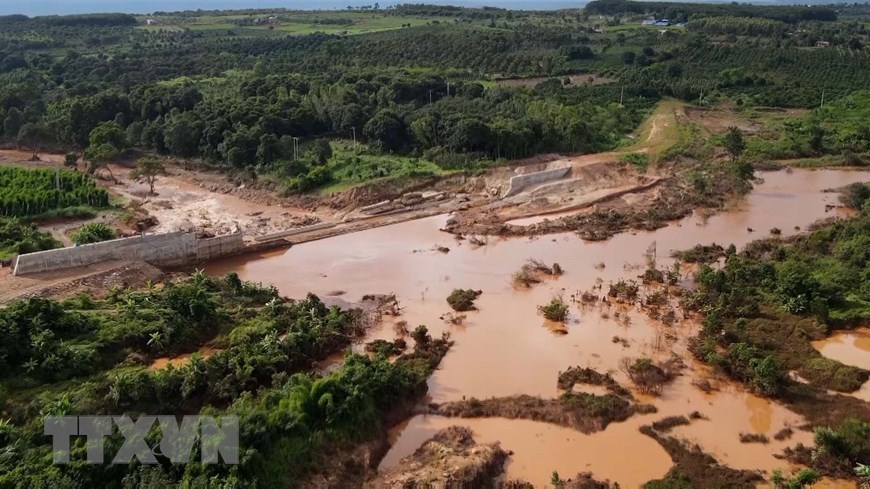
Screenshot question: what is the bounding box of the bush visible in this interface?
[539,296,569,322]
[0,217,59,257]
[619,152,650,171]
[812,419,870,467]
[840,182,870,209]
[71,223,116,245]
[284,163,333,194]
[446,289,482,312]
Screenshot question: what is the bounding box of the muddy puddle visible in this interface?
[205,169,870,484]
[812,327,870,402]
[381,415,671,487]
[811,327,870,370]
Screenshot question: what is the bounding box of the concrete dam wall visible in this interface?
[13,232,244,276]
[503,167,571,198]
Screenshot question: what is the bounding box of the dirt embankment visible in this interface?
[0,260,164,304]
[366,426,508,489]
[424,393,654,434]
[422,368,658,436]
[368,426,617,489]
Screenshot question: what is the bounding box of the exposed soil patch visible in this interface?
[148,346,223,370]
[445,167,746,241]
[493,73,615,88]
[366,426,508,489]
[504,473,615,489]
[0,260,163,304]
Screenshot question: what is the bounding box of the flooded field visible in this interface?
[206,169,870,486]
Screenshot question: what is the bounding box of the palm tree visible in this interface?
[147,331,165,351]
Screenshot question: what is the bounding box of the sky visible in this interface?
[0,0,587,16]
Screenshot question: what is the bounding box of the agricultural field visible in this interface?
[0,166,110,218]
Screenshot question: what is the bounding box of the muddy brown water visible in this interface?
[206,169,870,487]
[812,327,870,402]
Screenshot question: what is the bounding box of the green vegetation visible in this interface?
[740,91,870,162]
[539,296,570,322]
[0,272,451,487]
[0,217,59,259]
[2,1,866,193]
[771,468,821,489]
[683,192,870,476]
[810,419,870,478]
[70,222,116,245]
[130,156,166,194]
[619,152,650,171]
[446,288,482,312]
[0,166,109,218]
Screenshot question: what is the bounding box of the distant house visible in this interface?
[816,41,831,47]
[145,18,156,25]
[642,18,671,27]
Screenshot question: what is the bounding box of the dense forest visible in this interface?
[0,273,451,487]
[0,2,868,192]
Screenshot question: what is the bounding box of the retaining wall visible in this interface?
[252,222,337,242]
[503,166,571,198]
[13,231,244,276]
[196,233,244,261]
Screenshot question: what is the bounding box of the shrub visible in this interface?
[0,217,59,257]
[840,182,870,209]
[539,296,569,322]
[446,289,482,312]
[71,223,116,245]
[620,152,650,171]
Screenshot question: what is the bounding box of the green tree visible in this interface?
[309,139,333,165]
[808,123,825,154]
[88,121,128,153]
[130,156,166,194]
[64,152,79,169]
[3,107,23,138]
[17,123,54,159]
[723,126,746,163]
[83,143,118,181]
[163,114,202,158]
[364,110,409,152]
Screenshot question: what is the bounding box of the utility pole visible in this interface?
[446,82,451,97]
[429,89,433,104]
[820,89,825,109]
[292,137,299,160]
[55,161,60,191]
[619,86,624,106]
[351,127,357,144]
